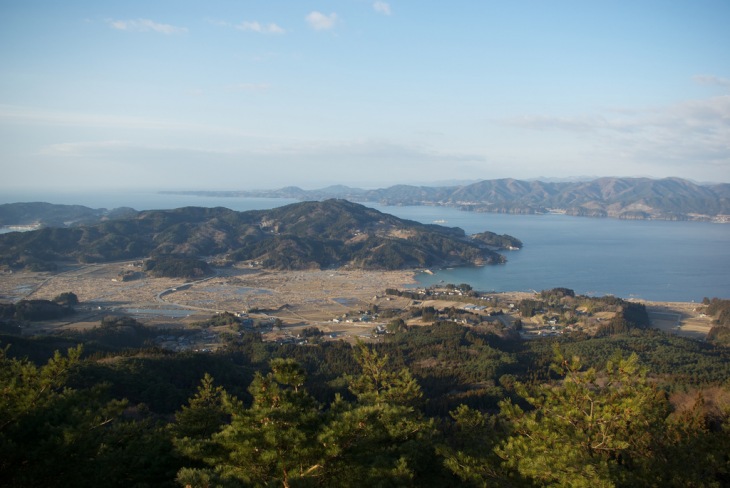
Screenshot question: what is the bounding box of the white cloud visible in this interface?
[693,75,730,89]
[258,138,487,167]
[108,18,187,34]
[373,1,392,15]
[306,11,338,31]
[507,95,730,172]
[40,140,129,156]
[509,115,611,132]
[236,21,285,34]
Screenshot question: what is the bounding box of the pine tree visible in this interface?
[495,346,670,487]
[0,344,132,487]
[174,359,325,488]
[440,404,509,486]
[318,342,439,487]
[172,372,229,440]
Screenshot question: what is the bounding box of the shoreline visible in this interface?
[410,267,724,306]
[0,265,715,341]
[0,264,714,311]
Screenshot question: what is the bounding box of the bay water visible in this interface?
[2,190,728,302]
[366,204,730,303]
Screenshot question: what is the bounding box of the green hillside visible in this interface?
[0,200,511,274]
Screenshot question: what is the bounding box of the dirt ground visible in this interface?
[0,262,715,341]
[642,300,714,340]
[0,262,416,339]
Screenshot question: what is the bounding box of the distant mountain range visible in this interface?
[165,177,730,222]
[0,200,519,273]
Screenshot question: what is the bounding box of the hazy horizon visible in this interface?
[2,1,729,191]
[2,173,729,202]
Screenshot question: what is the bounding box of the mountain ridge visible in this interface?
[164,177,730,222]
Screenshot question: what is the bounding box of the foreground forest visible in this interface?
[3,297,730,487]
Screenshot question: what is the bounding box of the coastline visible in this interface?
[2,198,728,303]
[0,265,714,341]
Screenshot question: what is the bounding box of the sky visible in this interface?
[1,0,729,193]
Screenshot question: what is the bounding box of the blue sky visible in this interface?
[1,0,729,192]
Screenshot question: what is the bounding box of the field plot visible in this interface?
[1,264,716,343]
[645,301,714,340]
[0,263,416,338]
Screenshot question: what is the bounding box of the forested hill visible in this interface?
[0,199,516,273]
[0,202,137,227]
[169,177,730,222]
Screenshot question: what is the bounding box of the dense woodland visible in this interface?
[0,200,513,275]
[2,294,730,487]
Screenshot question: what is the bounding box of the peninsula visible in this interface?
[0,199,520,274]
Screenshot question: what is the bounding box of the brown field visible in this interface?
[641,300,714,340]
[0,262,715,341]
[0,262,416,340]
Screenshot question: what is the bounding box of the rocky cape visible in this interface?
[165,177,730,222]
[0,199,520,274]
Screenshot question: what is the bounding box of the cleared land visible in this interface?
[0,262,714,341]
[0,262,415,340]
[643,301,715,340]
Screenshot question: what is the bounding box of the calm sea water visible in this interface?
[366,204,730,303]
[2,191,728,302]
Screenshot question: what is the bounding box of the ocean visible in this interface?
[2,190,728,302]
